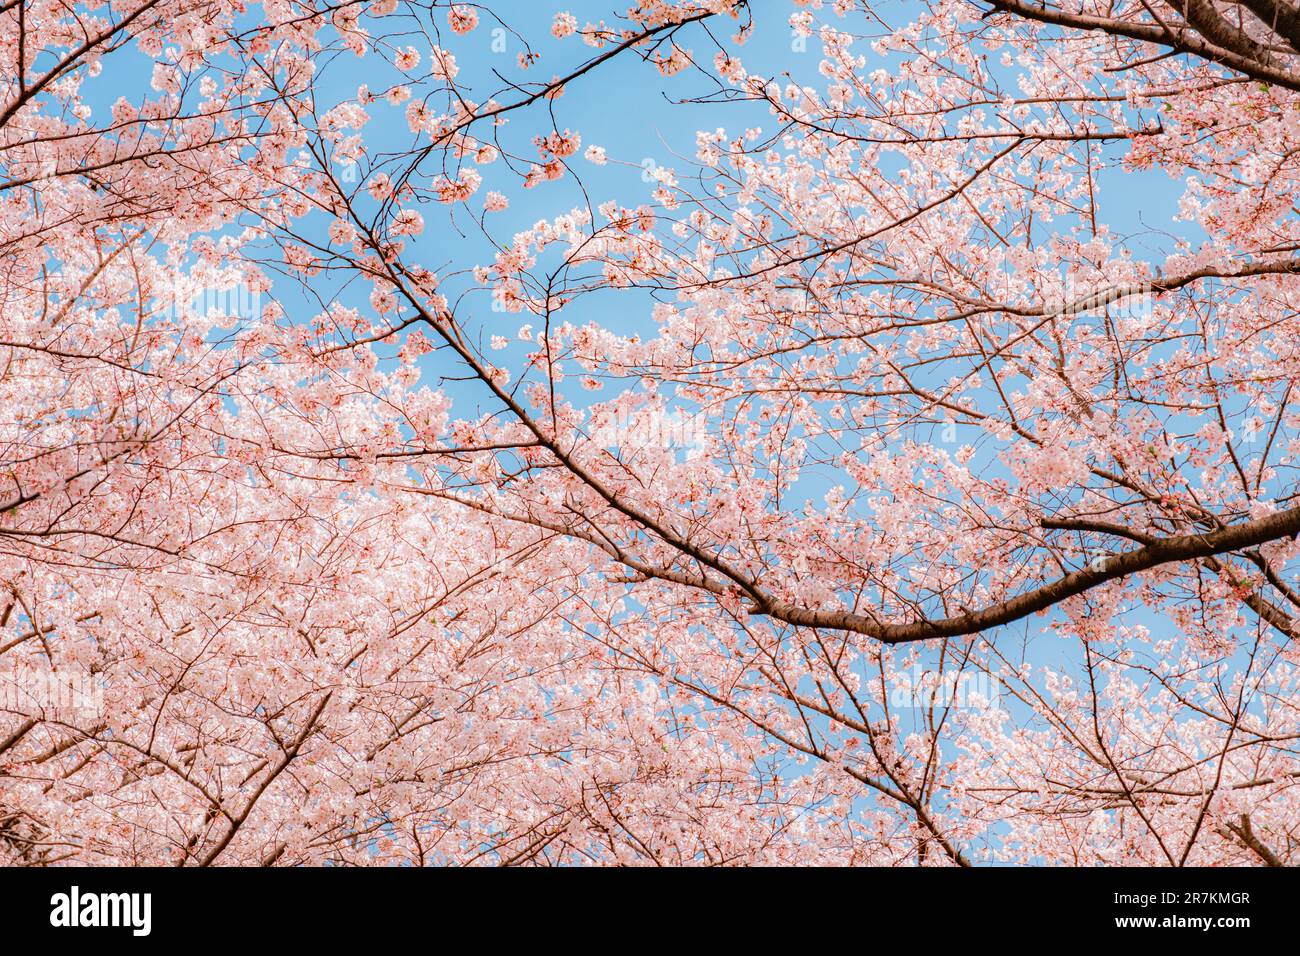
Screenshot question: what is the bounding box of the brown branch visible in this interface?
[1222,813,1286,865]
[986,0,1300,91]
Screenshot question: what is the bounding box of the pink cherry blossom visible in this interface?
[5,0,1300,870]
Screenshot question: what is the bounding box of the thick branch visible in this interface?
[761,505,1300,643]
[1238,0,1300,53]
[986,0,1300,91]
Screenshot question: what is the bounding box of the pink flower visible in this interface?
[536,129,581,159]
[434,169,481,203]
[552,12,577,39]
[150,63,181,94]
[448,5,478,33]
[394,46,420,71]
[392,209,424,235]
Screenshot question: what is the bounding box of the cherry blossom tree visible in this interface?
[5,0,1300,865]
